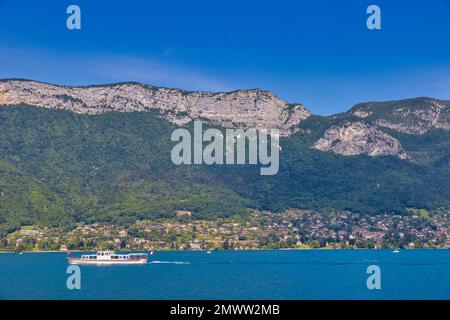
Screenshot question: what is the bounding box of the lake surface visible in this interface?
[0,250,449,300]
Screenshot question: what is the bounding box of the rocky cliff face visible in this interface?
[0,79,311,136]
[312,97,450,160]
[350,98,450,134]
[313,122,409,159]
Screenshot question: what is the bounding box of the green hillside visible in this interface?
[0,104,449,235]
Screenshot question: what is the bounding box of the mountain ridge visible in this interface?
[0,79,311,136]
[2,79,450,159]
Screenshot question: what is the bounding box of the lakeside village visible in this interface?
[1,209,449,252]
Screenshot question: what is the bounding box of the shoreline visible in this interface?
[1,247,449,254]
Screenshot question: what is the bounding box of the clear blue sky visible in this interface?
[0,0,449,115]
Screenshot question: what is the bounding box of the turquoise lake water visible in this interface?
[0,250,449,300]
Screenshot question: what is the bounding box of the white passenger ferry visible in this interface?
[67,251,148,265]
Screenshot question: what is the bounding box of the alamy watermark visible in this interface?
[66,265,81,290]
[66,5,81,30]
[366,265,381,290]
[367,5,381,30]
[171,121,280,176]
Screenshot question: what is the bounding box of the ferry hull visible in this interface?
[67,258,148,265]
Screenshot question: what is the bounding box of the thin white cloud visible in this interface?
[0,44,232,92]
[89,54,232,92]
